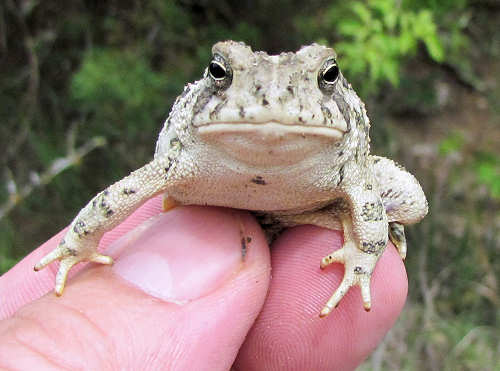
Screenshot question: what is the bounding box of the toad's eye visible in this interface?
[207,54,233,90]
[322,63,339,83]
[318,59,340,93]
[208,61,226,80]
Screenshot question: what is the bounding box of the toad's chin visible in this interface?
[196,121,344,166]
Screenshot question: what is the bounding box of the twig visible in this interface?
[0,136,106,220]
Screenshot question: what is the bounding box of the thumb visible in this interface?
[0,207,271,370]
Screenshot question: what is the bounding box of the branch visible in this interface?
[0,136,106,220]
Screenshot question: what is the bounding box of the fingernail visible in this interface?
[108,209,243,303]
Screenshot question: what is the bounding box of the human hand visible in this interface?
[0,195,407,370]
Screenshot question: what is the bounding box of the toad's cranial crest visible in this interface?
[35,40,428,317]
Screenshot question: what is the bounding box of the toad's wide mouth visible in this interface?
[197,121,344,139]
[196,121,344,166]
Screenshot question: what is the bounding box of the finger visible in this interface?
[0,195,166,319]
[235,225,408,371]
[0,207,271,370]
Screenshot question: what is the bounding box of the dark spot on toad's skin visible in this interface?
[373,158,381,164]
[354,111,363,129]
[97,191,114,218]
[332,90,350,127]
[298,116,304,123]
[361,200,384,222]
[381,188,392,198]
[209,98,228,120]
[122,188,136,195]
[251,176,266,185]
[365,183,373,190]
[255,84,262,92]
[66,247,78,256]
[321,104,332,124]
[394,161,406,171]
[262,98,269,106]
[354,266,363,274]
[338,150,344,157]
[246,236,252,243]
[180,84,192,100]
[193,86,214,116]
[342,77,350,90]
[239,105,245,118]
[73,220,90,237]
[162,155,174,177]
[287,85,294,96]
[337,165,345,186]
[361,239,386,254]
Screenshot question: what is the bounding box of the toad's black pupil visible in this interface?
[323,65,339,83]
[209,62,226,79]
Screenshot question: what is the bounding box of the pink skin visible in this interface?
[0,195,407,370]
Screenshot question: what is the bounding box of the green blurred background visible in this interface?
[1,0,499,368]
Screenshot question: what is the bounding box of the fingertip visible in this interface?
[235,225,408,371]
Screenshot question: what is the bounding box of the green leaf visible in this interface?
[350,2,372,24]
[424,34,445,62]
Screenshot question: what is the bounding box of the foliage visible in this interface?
[296,0,472,95]
[71,48,169,138]
[335,0,444,91]
[438,132,500,199]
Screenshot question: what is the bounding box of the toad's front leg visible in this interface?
[320,180,388,317]
[34,147,182,295]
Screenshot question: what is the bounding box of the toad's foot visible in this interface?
[319,240,379,317]
[318,211,386,317]
[34,241,113,295]
[389,222,407,260]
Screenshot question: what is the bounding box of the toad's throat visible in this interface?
[196,121,344,166]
